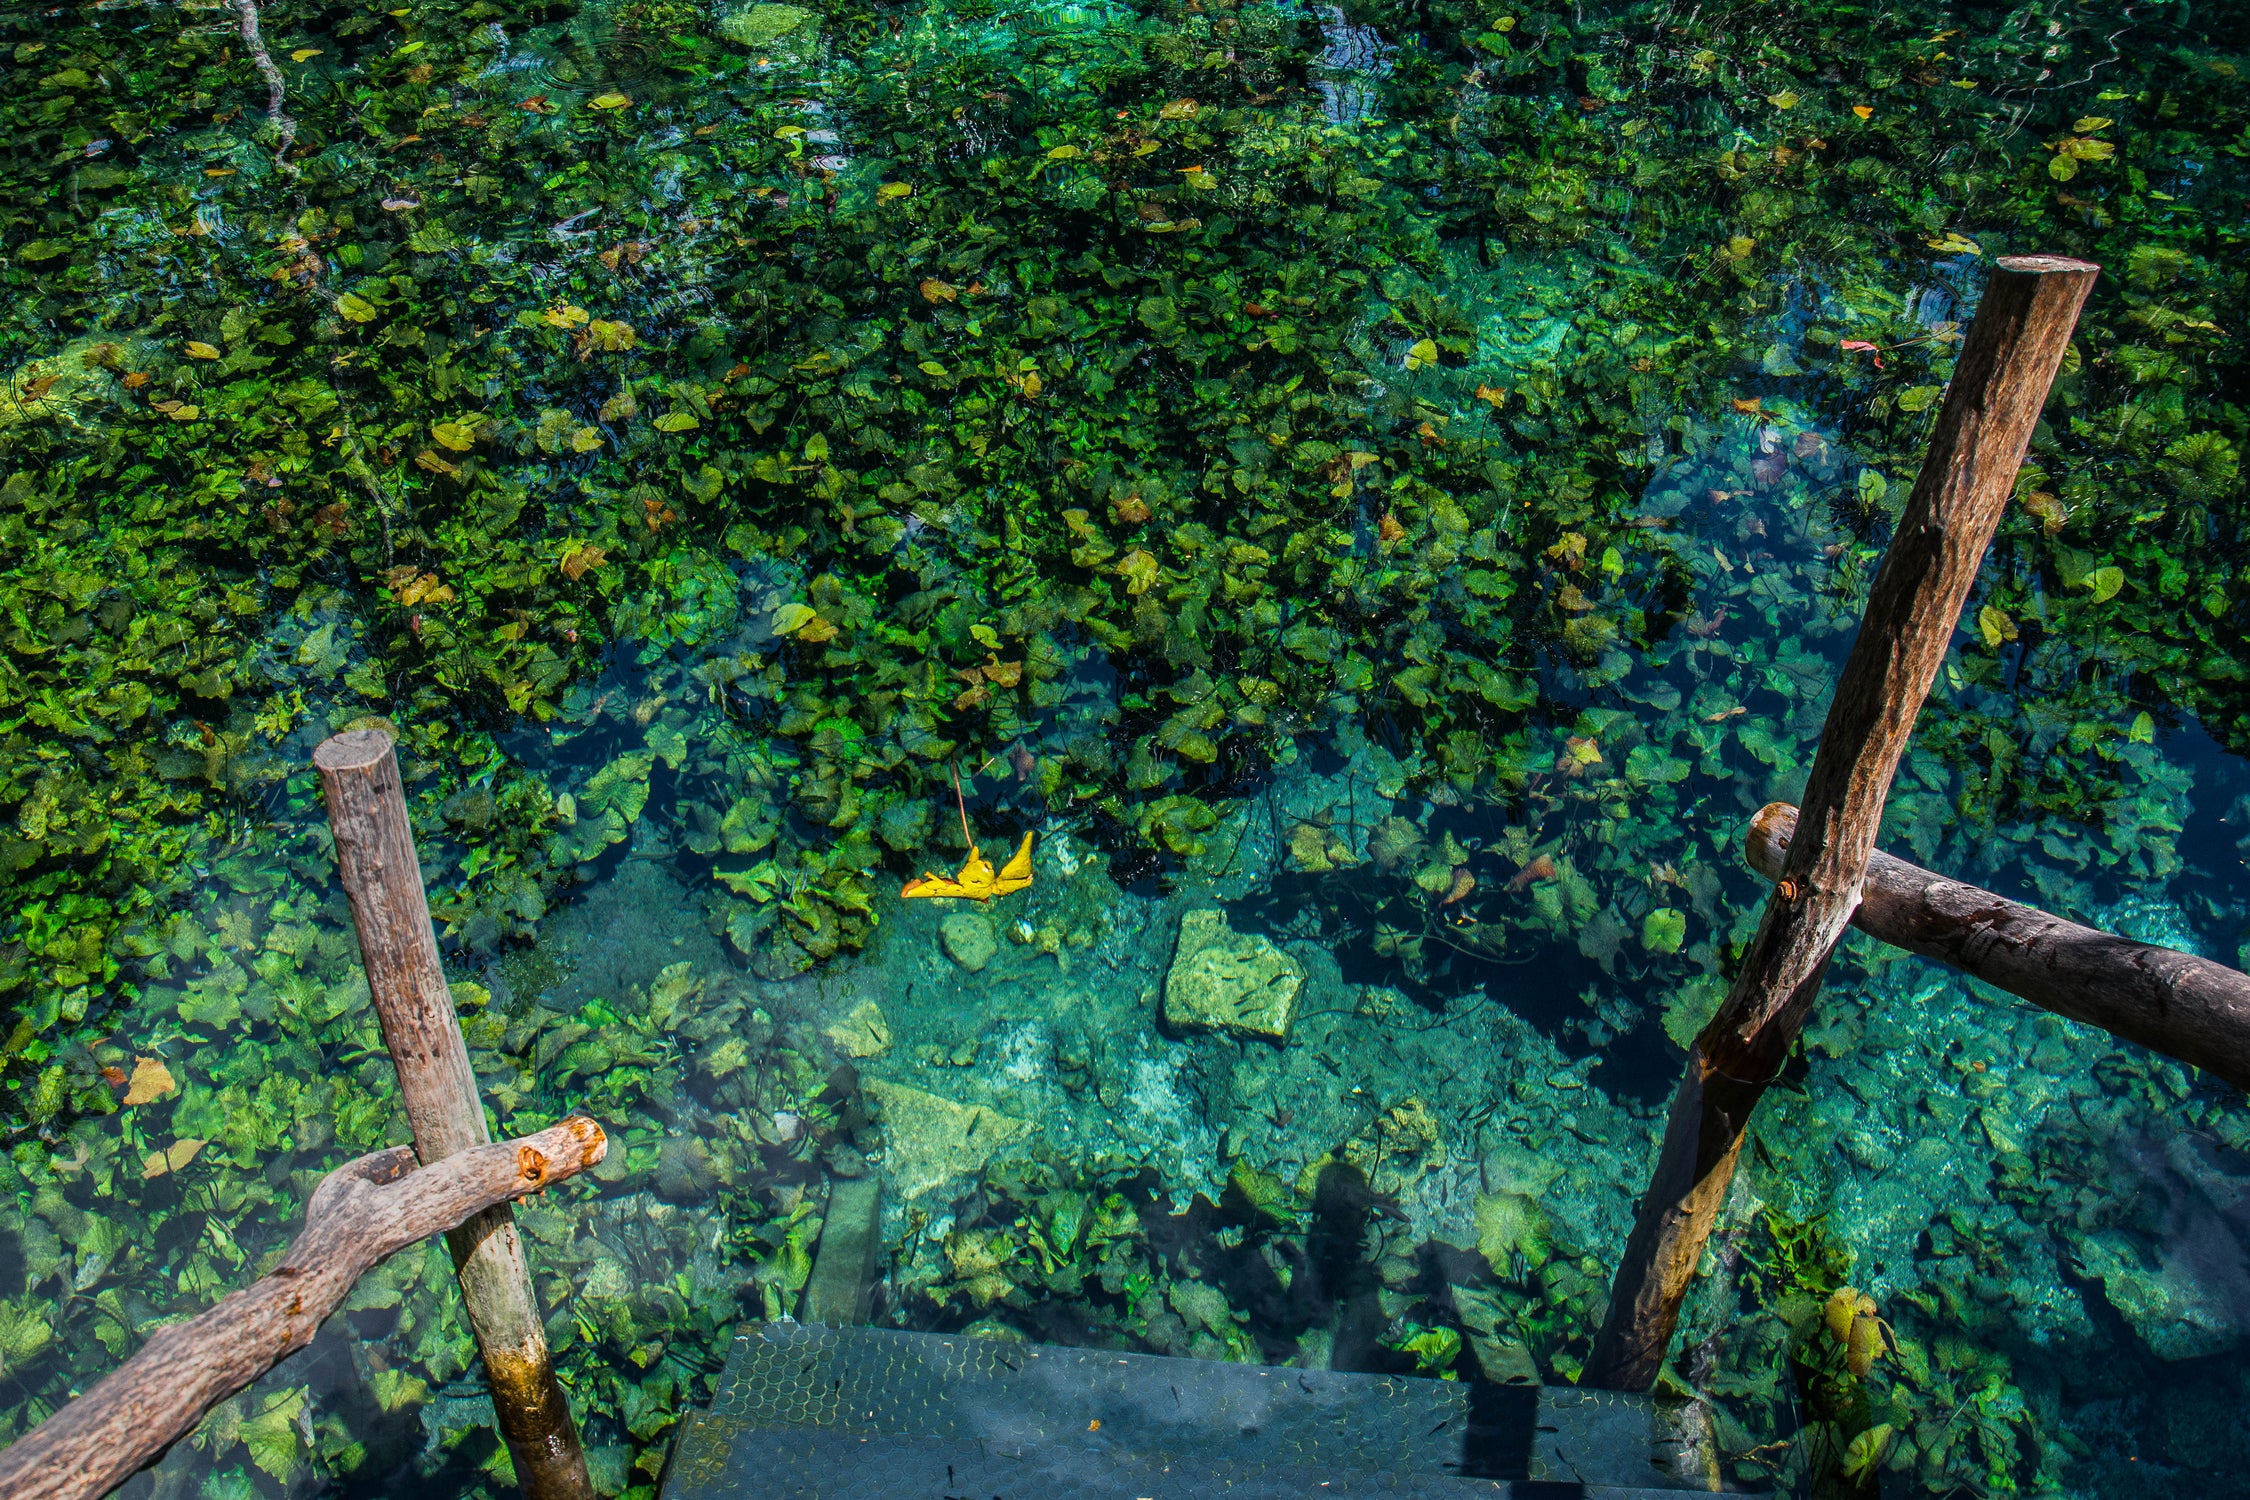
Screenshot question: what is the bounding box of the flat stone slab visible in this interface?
[861,1079,1033,1201]
[1162,908,1304,1042]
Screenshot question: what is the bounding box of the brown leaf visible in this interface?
[123,1056,176,1107]
[142,1138,206,1179]
[919,278,958,304]
[560,544,607,581]
[980,655,1023,688]
[1111,495,1152,525]
[1376,511,1406,544]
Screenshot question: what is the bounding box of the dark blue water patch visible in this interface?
[2159,717,2250,963]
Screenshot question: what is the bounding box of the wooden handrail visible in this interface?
[1584,253,2101,1392]
[0,1118,607,1500]
[315,729,596,1499]
[1745,801,2250,1092]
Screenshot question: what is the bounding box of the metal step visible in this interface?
[661,1322,1733,1498]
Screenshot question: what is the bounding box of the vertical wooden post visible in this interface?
[315,729,595,1500]
[1583,255,2099,1392]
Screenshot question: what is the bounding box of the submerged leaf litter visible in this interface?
[1,0,2247,1495]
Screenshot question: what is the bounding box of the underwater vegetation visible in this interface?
[0,0,2245,1492]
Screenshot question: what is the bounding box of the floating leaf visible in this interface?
[543,304,591,328]
[1766,90,1800,109]
[431,421,477,452]
[289,47,321,61]
[2088,565,2125,602]
[588,92,632,110]
[183,341,222,360]
[1895,384,1942,413]
[1851,103,1874,119]
[586,319,636,351]
[335,292,379,323]
[771,603,817,635]
[920,278,958,303]
[14,240,68,262]
[2074,115,2113,134]
[876,181,912,200]
[1976,605,2017,648]
[653,412,699,432]
[1404,338,1438,371]
[1046,143,1082,160]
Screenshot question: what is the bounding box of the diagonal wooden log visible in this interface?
[1584,254,2100,1391]
[0,1117,607,1500]
[1746,801,2250,1092]
[315,728,596,1500]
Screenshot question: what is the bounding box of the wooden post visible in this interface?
[0,1120,607,1500]
[1583,255,2100,1392]
[314,730,596,1500]
[1746,801,2250,1092]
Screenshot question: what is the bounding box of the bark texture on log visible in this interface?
[314,729,595,1500]
[1584,255,2099,1392]
[1746,802,2250,1092]
[0,1119,606,1500]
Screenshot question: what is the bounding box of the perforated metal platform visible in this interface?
[661,1322,1730,1498]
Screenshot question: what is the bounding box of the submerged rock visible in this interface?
[864,1079,1033,1200]
[940,912,999,972]
[825,1000,894,1059]
[1162,908,1304,1042]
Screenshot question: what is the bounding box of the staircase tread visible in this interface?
[660,1322,1739,1498]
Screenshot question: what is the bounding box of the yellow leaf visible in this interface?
[587,319,637,351]
[1020,371,1042,398]
[1159,98,1198,119]
[1727,235,1756,259]
[1404,338,1438,371]
[1766,90,1800,109]
[588,92,632,110]
[876,181,912,200]
[1180,165,1218,189]
[1841,1424,1895,1481]
[142,1138,206,1179]
[1976,605,2017,648]
[770,602,817,635]
[2073,115,2113,134]
[183,341,222,360]
[543,304,590,328]
[1046,143,1082,159]
[431,420,476,452]
[2129,711,2155,744]
[122,1057,176,1107]
[652,412,699,432]
[920,278,958,303]
[2088,565,2124,602]
[917,360,947,377]
[1851,104,1874,119]
[1473,383,1507,409]
[902,832,1034,900]
[1116,549,1160,595]
[289,47,322,61]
